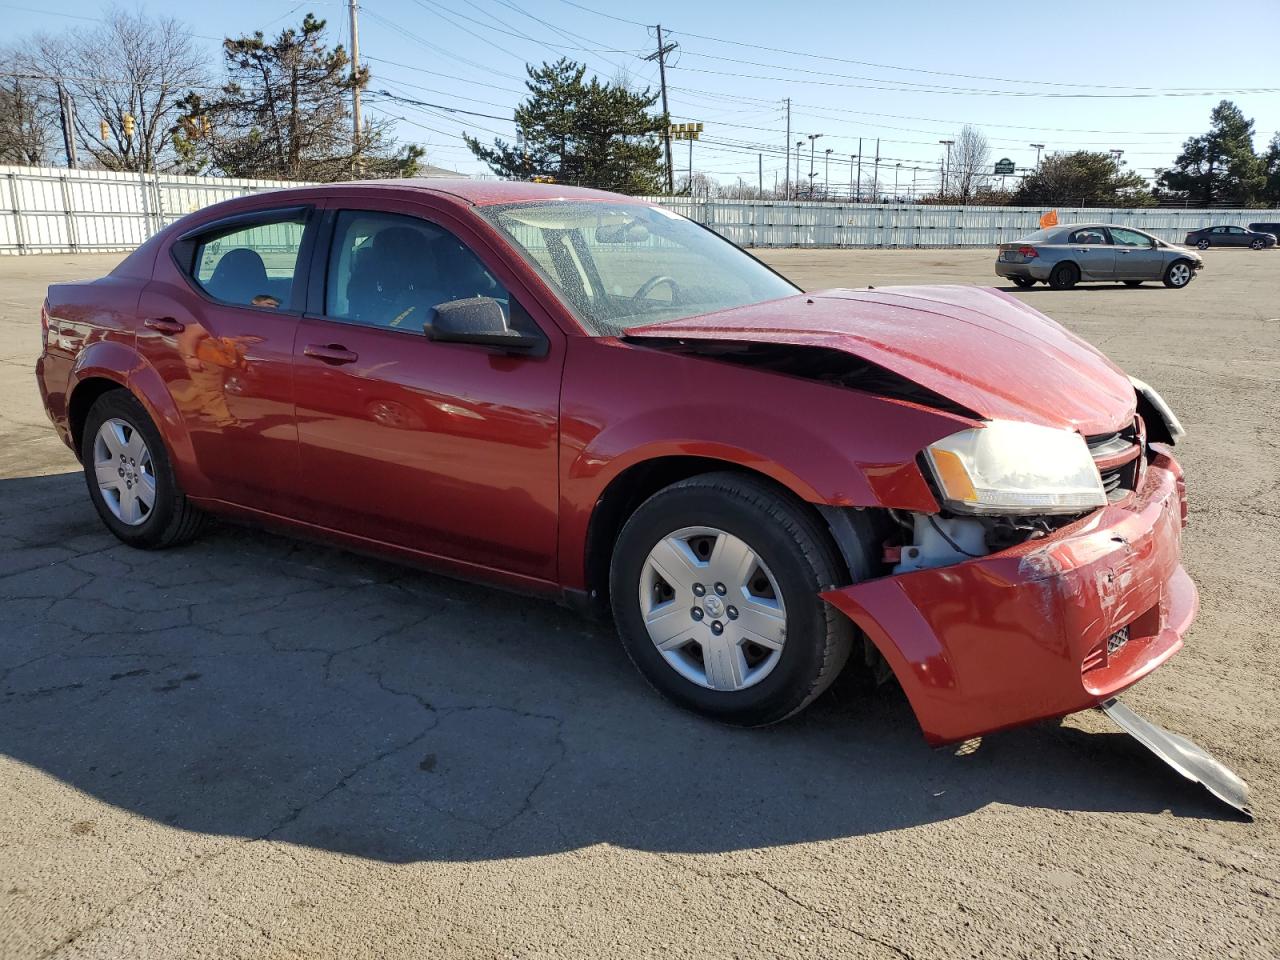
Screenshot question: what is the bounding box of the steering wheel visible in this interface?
[632,275,681,303]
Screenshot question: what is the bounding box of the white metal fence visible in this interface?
[0,165,296,255]
[2,165,1275,254]
[644,197,1278,248]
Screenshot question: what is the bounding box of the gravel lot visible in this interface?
[2,247,1277,959]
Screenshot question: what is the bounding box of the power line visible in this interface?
[672,64,1280,99]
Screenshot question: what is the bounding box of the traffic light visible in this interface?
[99,120,110,140]
[122,114,135,139]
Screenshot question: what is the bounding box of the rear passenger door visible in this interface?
[290,199,566,584]
[1066,227,1115,279]
[140,205,316,513]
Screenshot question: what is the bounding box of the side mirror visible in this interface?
[426,297,544,354]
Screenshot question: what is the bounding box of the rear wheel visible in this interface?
[1048,262,1079,289]
[1010,276,1035,288]
[1163,260,1194,289]
[610,473,856,726]
[1196,238,1210,250]
[81,390,207,548]
[1250,238,1265,250]
[1123,280,1143,287]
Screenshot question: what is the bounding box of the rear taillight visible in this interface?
[1018,245,1038,259]
[40,301,49,351]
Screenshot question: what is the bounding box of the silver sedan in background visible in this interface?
[995,224,1204,290]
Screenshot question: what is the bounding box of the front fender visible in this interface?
[557,337,971,590]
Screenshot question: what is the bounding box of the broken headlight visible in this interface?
[924,420,1106,516]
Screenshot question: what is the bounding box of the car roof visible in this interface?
[321,177,627,206]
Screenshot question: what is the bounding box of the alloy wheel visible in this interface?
[1169,262,1192,287]
[92,418,156,525]
[638,525,787,692]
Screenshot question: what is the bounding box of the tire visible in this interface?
[1163,259,1194,289]
[1010,276,1035,288]
[609,472,856,726]
[1123,280,1143,287]
[1048,262,1079,289]
[81,389,207,549]
[1196,238,1210,250]
[1251,238,1265,250]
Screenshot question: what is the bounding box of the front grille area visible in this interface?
[1086,419,1145,501]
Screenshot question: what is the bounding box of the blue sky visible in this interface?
[6,0,1279,191]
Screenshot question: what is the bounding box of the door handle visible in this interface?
[144,317,185,334]
[303,343,359,365]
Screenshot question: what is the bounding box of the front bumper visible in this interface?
[822,451,1194,744]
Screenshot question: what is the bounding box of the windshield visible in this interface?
[478,201,800,335]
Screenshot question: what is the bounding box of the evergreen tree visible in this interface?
[1157,100,1265,206]
[465,59,665,194]
[1263,132,1280,206]
[176,14,420,182]
[1012,151,1153,206]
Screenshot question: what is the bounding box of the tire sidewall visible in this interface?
[1165,260,1192,288]
[81,391,180,546]
[610,483,842,723]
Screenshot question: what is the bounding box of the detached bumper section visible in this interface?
[821,452,1194,745]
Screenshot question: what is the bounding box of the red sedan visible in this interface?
[35,180,1195,744]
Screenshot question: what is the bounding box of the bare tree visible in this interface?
[950,124,991,202]
[30,9,206,172]
[0,49,57,164]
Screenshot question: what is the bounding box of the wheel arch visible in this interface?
[67,348,201,493]
[581,454,869,614]
[67,376,128,458]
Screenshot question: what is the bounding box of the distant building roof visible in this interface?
[418,163,468,178]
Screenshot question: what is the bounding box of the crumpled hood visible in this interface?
[626,285,1136,435]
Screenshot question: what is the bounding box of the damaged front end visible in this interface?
[822,446,1194,746]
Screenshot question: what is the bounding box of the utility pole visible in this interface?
[784,97,791,200]
[758,153,763,197]
[348,0,363,174]
[823,147,832,199]
[894,163,901,201]
[1029,143,1044,170]
[856,138,862,202]
[849,154,854,200]
[794,141,803,200]
[939,139,954,196]
[646,25,678,194]
[56,81,77,169]
[872,138,880,201]
[807,133,822,199]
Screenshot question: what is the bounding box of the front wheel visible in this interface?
[1163,260,1194,289]
[1251,238,1265,250]
[610,473,856,726]
[81,390,207,548]
[1196,238,1210,250]
[1010,276,1035,288]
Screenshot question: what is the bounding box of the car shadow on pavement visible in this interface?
[0,472,1231,865]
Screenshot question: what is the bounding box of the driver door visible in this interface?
[290,200,566,584]
[1109,227,1164,280]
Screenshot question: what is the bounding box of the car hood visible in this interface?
[626,286,1136,435]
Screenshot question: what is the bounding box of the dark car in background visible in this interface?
[1183,224,1277,250]
[1247,222,1280,243]
[995,223,1202,289]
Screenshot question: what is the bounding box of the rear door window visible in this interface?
[191,214,308,309]
[1068,228,1108,244]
